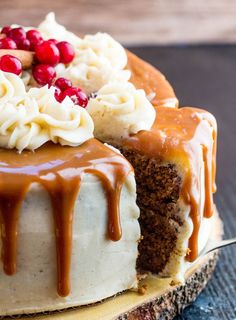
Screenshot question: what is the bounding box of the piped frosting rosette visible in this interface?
[0,71,94,152]
[87,81,156,141]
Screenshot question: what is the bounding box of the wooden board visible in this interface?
[8,210,222,320]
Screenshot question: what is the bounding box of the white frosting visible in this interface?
[0,71,26,103]
[76,32,127,70]
[38,12,81,47]
[0,71,94,152]
[87,81,156,141]
[0,171,140,315]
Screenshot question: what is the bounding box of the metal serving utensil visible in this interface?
[199,237,236,258]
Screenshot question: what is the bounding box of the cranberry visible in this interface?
[54,86,63,102]
[17,38,31,50]
[57,41,75,64]
[48,39,58,45]
[26,29,43,50]
[75,90,88,107]
[0,37,17,49]
[61,87,88,107]
[32,64,56,86]
[0,55,22,75]
[1,26,11,36]
[55,77,72,91]
[35,40,60,66]
[8,27,26,44]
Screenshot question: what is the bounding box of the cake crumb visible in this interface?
[186,248,191,256]
[138,284,147,295]
[170,279,182,286]
[170,280,176,286]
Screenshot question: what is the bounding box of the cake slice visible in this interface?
[88,103,217,282]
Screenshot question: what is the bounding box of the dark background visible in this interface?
[129,45,236,319]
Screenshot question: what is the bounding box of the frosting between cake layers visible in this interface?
[0,71,94,152]
[87,81,156,140]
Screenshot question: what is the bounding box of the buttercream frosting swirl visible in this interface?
[76,32,127,70]
[87,82,156,141]
[0,71,26,103]
[38,12,81,47]
[0,71,94,152]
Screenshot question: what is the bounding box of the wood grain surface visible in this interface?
[128,44,236,319]
[0,0,236,45]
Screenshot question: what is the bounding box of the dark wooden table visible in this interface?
[128,45,236,319]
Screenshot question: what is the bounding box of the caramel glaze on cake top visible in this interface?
[0,139,132,297]
[127,51,179,108]
[123,106,217,262]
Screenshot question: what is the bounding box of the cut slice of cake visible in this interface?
[118,106,217,281]
[88,100,217,282]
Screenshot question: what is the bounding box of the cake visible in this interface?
[0,13,217,316]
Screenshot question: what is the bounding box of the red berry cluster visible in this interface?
[0,26,42,50]
[32,40,75,86]
[0,25,88,107]
[1,26,75,84]
[54,77,88,107]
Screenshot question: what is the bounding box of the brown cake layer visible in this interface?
[116,146,183,274]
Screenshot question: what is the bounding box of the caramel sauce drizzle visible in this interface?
[0,139,132,297]
[123,106,217,262]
